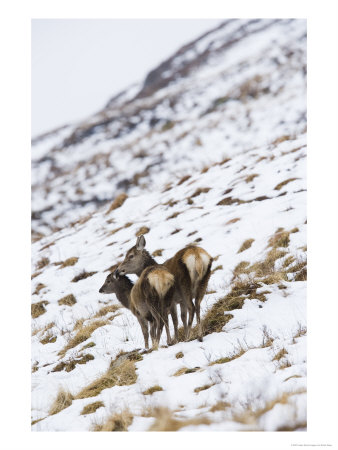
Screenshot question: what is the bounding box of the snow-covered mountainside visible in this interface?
[31,19,307,431]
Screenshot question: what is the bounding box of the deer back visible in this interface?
[131,265,175,316]
[164,246,212,297]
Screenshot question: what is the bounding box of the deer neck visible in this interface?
[135,251,158,276]
[114,277,133,310]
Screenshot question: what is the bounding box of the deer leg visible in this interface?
[180,302,188,339]
[151,315,161,350]
[162,309,172,346]
[186,297,195,340]
[137,317,149,349]
[195,299,203,342]
[170,303,179,344]
[195,263,212,342]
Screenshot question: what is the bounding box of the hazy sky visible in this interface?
[31,19,223,137]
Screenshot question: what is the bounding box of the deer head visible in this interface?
[117,235,155,276]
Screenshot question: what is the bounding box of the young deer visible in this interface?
[99,268,175,349]
[116,235,212,342]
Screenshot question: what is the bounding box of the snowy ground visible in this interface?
[31,19,306,432]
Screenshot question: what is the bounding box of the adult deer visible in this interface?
[99,268,175,349]
[116,235,212,342]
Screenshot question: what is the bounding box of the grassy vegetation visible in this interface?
[238,238,254,253]
[106,193,128,214]
[58,294,77,306]
[31,301,49,318]
[49,388,74,415]
[58,319,109,357]
[274,178,298,191]
[143,385,163,395]
[52,353,94,372]
[272,348,288,361]
[56,257,79,269]
[173,367,201,376]
[210,347,247,365]
[33,283,46,295]
[209,401,231,412]
[71,271,97,282]
[40,332,57,345]
[226,217,241,225]
[177,174,191,185]
[80,401,104,415]
[93,409,133,431]
[245,173,259,183]
[232,389,306,428]
[175,352,184,359]
[135,226,150,236]
[36,257,49,270]
[148,407,211,431]
[93,304,120,318]
[80,342,96,351]
[194,384,214,393]
[76,357,137,399]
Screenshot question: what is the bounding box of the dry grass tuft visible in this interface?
[273,348,288,361]
[245,173,259,183]
[268,228,290,248]
[232,261,250,279]
[226,217,241,225]
[171,228,181,235]
[31,301,49,318]
[80,401,104,415]
[135,226,150,236]
[58,294,77,306]
[177,175,191,185]
[57,257,79,269]
[93,409,133,431]
[80,342,96,351]
[94,304,120,318]
[49,388,74,416]
[210,347,246,365]
[148,407,211,431]
[190,187,211,198]
[40,332,57,345]
[173,367,201,376]
[33,283,46,295]
[175,352,184,359]
[209,401,231,412]
[238,238,254,253]
[31,270,42,280]
[71,271,97,282]
[36,257,49,270]
[274,178,298,191]
[166,211,181,219]
[211,264,223,274]
[194,384,214,393]
[58,319,109,357]
[106,193,128,214]
[143,385,163,395]
[52,354,94,372]
[217,196,245,206]
[76,359,137,399]
[152,249,163,257]
[232,390,305,426]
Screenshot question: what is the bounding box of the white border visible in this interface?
[1,0,337,449]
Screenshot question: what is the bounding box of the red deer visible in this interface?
[116,235,212,342]
[99,268,175,349]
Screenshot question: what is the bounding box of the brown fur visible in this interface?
[99,266,175,349]
[117,236,213,342]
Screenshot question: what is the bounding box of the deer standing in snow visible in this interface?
[99,268,175,349]
[116,235,212,342]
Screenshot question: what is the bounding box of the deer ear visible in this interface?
[136,234,146,250]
